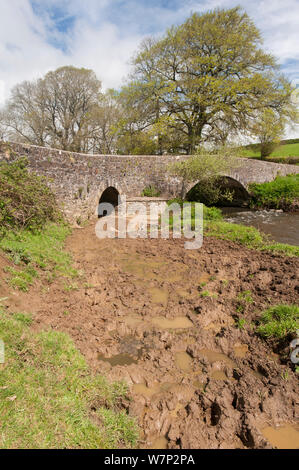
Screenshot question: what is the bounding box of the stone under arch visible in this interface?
[185,176,250,206]
[98,186,121,217]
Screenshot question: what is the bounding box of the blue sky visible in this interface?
[0,0,299,138]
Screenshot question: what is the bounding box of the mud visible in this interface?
[1,223,298,449]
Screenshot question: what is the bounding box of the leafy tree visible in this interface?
[169,147,239,204]
[88,89,122,154]
[1,66,103,152]
[119,7,297,154]
[249,109,285,159]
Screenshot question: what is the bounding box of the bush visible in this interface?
[249,174,299,209]
[168,148,239,205]
[0,158,61,232]
[141,185,161,197]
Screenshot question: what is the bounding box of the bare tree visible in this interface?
[1,66,103,152]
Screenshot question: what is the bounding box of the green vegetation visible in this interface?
[0,309,138,448]
[116,7,296,154]
[235,291,253,314]
[235,318,247,330]
[237,290,253,304]
[169,149,238,205]
[0,159,76,290]
[257,304,299,339]
[166,199,299,257]
[242,140,299,161]
[249,174,299,210]
[199,290,217,298]
[0,223,77,291]
[0,158,61,232]
[206,219,299,257]
[141,185,161,197]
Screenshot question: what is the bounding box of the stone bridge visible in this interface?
[0,142,298,222]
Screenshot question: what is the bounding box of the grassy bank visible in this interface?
[0,158,138,448]
[241,139,299,163]
[205,220,299,257]
[249,174,299,210]
[167,200,299,257]
[0,308,138,448]
[0,223,77,291]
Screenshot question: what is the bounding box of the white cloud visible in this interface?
[0,0,298,133]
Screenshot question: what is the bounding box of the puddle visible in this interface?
[193,379,205,390]
[148,287,168,306]
[159,382,178,392]
[211,370,228,381]
[150,436,168,449]
[234,344,249,358]
[199,349,236,368]
[124,315,193,330]
[261,424,299,449]
[132,383,161,398]
[151,316,193,329]
[124,316,143,327]
[175,351,193,372]
[98,353,138,366]
[119,255,187,283]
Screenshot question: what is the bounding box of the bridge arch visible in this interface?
[185,176,250,206]
[98,186,121,217]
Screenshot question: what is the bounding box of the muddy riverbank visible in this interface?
[2,223,298,449]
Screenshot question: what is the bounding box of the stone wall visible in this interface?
[0,142,185,222]
[0,141,298,222]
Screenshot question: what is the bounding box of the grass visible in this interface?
[235,318,247,330]
[0,308,138,449]
[0,223,77,291]
[249,174,299,210]
[241,141,299,162]
[205,220,299,257]
[257,304,299,339]
[165,199,299,257]
[199,289,217,298]
[237,290,253,304]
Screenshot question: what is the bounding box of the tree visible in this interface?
[169,147,239,204]
[87,89,122,154]
[120,7,297,154]
[1,66,103,152]
[250,109,285,159]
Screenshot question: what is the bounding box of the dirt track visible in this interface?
[1,223,299,448]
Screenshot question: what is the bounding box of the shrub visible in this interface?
[0,158,61,232]
[249,174,299,209]
[141,185,161,197]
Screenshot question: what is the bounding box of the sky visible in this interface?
[0,0,299,136]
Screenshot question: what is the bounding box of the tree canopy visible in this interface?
[117,6,297,154]
[0,7,297,155]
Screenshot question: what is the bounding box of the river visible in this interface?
[221,208,299,246]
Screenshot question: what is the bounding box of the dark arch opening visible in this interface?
[186,177,249,207]
[98,186,120,217]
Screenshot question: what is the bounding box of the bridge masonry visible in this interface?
[0,141,298,223]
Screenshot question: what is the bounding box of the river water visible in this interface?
[222,208,299,246]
